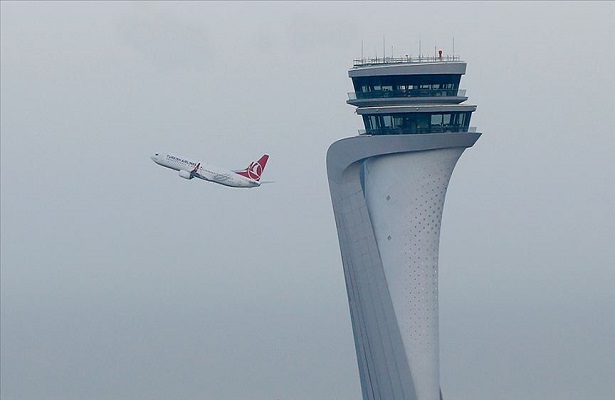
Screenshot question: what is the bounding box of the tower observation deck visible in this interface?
[327,53,481,400]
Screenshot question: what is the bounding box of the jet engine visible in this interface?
[178,170,193,179]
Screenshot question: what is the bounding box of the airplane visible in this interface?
[151,152,270,188]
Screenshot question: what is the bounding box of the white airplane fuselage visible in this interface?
[151,152,262,188]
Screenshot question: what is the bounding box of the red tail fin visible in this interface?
[236,155,269,181]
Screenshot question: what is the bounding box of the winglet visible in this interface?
[191,162,201,177]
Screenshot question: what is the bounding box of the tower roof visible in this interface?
[349,58,466,78]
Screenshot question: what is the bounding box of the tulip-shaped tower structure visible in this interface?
[327,53,481,400]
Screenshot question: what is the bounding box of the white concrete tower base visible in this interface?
[327,134,480,400]
[364,148,465,399]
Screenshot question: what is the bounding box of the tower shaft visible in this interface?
[327,134,478,400]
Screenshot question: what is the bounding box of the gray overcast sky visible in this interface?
[1,2,614,400]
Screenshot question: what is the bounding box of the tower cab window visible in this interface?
[363,112,471,135]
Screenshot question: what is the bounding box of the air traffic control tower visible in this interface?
[326,53,481,400]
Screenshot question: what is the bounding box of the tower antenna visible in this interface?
[452,36,455,58]
[419,36,422,60]
[383,34,386,61]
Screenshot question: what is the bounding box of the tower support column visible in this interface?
[327,134,480,400]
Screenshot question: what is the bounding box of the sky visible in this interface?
[1,2,614,400]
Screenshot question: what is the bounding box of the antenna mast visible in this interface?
[419,36,422,60]
[452,36,455,58]
[383,34,386,60]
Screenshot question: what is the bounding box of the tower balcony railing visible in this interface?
[353,55,461,67]
[348,89,466,100]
